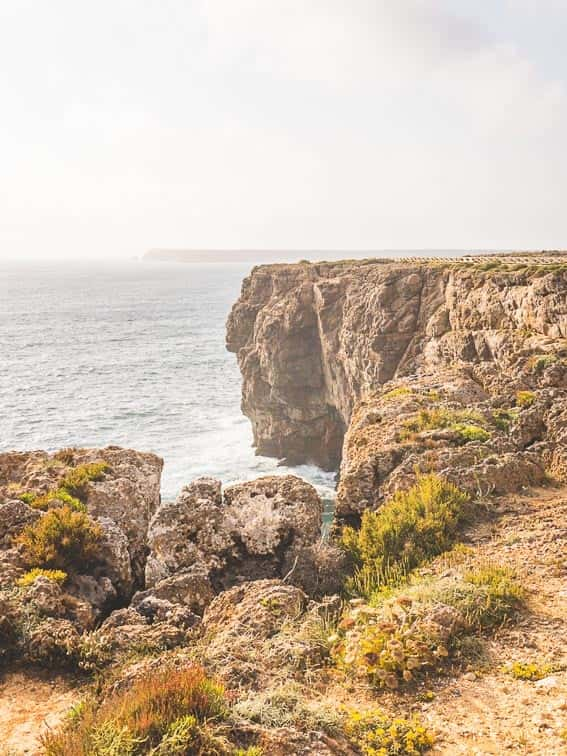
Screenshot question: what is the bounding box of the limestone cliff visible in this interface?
[227,257,567,492]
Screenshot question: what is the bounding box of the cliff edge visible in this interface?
[227,257,567,479]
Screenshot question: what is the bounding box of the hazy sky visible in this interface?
[1,1,566,260]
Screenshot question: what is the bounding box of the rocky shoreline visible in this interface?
[1,255,566,754]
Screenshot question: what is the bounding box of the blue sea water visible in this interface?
[0,261,336,504]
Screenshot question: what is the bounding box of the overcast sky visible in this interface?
[1,1,566,260]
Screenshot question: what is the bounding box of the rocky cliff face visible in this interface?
[227,260,567,473]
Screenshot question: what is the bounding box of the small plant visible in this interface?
[382,386,413,402]
[516,390,536,408]
[451,423,491,444]
[344,708,434,755]
[59,461,109,500]
[503,661,553,681]
[42,666,228,755]
[438,564,524,629]
[17,506,102,571]
[31,489,85,512]
[18,492,37,505]
[234,683,342,734]
[25,460,109,513]
[400,408,490,445]
[17,568,67,587]
[491,408,518,431]
[342,474,470,597]
[528,354,559,374]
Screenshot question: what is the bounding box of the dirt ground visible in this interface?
[0,668,82,755]
[423,486,567,754]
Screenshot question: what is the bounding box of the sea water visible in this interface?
[0,261,336,514]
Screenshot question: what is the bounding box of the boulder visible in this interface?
[145,475,324,602]
[0,499,40,548]
[133,565,214,616]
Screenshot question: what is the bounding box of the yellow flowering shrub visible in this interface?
[345,708,434,755]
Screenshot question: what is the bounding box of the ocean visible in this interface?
[0,261,336,508]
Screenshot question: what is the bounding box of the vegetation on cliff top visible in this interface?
[17,506,102,571]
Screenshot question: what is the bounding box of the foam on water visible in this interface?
[0,261,337,509]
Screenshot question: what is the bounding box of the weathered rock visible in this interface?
[0,447,163,593]
[145,475,324,601]
[227,261,567,471]
[202,579,307,645]
[0,499,40,548]
[133,565,215,616]
[144,477,227,587]
[95,516,134,599]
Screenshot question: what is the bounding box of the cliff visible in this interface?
[227,258,567,477]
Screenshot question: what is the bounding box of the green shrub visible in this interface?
[31,489,85,512]
[342,474,470,597]
[333,565,523,688]
[451,423,491,444]
[18,492,37,505]
[59,461,109,500]
[491,409,518,431]
[17,568,68,587]
[401,408,490,444]
[344,708,434,755]
[528,354,559,374]
[17,506,102,571]
[42,666,227,755]
[435,565,524,629]
[516,390,536,408]
[382,386,413,402]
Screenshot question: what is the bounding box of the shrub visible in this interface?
[31,489,85,512]
[401,408,490,445]
[503,661,553,681]
[382,386,413,402]
[451,423,491,444]
[59,461,109,500]
[344,709,434,755]
[233,682,342,734]
[333,564,523,689]
[42,666,227,755]
[459,565,524,627]
[342,474,470,598]
[528,354,559,374]
[17,568,67,587]
[17,506,102,571]
[516,390,536,408]
[18,492,37,505]
[491,409,518,431]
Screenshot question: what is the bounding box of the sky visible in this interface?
[1,1,566,261]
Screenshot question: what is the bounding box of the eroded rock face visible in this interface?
[335,372,564,522]
[227,261,567,470]
[145,475,326,606]
[0,446,163,596]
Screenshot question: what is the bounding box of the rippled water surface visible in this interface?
[0,262,336,504]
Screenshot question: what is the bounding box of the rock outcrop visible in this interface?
[144,474,339,603]
[0,446,163,593]
[227,260,567,471]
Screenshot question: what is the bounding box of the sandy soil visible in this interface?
[0,668,82,755]
[423,486,567,754]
